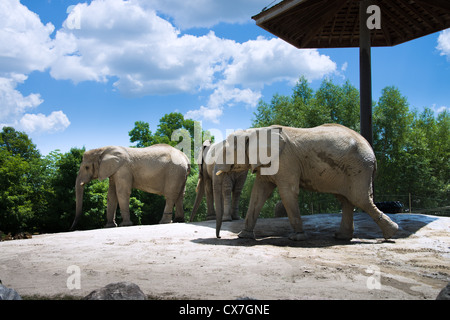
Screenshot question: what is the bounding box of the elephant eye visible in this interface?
[85,166,90,170]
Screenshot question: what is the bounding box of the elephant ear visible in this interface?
[249,127,286,174]
[98,147,129,181]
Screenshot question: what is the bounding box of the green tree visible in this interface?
[41,148,84,231]
[129,121,153,147]
[252,77,360,130]
[400,108,450,209]
[0,127,44,234]
[0,126,40,160]
[373,86,414,196]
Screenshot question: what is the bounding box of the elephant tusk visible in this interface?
[80,182,85,186]
[216,170,224,176]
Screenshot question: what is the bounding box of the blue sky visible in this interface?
[1,0,449,155]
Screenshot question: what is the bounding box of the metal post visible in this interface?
[360,0,373,146]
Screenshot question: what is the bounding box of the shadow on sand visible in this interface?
[190,212,439,248]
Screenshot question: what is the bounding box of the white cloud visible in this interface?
[436,106,448,114]
[0,75,70,134]
[50,0,336,123]
[0,0,55,75]
[138,0,266,29]
[208,86,262,109]
[185,37,336,124]
[52,1,234,94]
[0,75,43,124]
[19,111,70,134]
[432,104,449,115]
[223,36,336,88]
[186,85,262,123]
[0,0,70,134]
[185,105,223,124]
[437,29,450,59]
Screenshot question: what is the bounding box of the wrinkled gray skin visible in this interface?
[71,144,190,230]
[216,124,399,241]
[190,140,248,230]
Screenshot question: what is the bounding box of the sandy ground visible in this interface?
[0,213,449,300]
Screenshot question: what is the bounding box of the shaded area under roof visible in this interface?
[253,0,450,49]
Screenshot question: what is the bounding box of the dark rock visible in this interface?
[436,282,450,300]
[0,284,22,300]
[83,282,146,300]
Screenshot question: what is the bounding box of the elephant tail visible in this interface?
[190,175,205,222]
[371,158,377,199]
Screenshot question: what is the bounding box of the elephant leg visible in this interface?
[238,178,275,239]
[356,197,398,240]
[278,185,306,241]
[105,178,118,228]
[160,198,175,224]
[213,173,225,225]
[173,193,185,223]
[231,190,241,220]
[231,172,246,220]
[222,192,233,222]
[116,180,133,227]
[205,177,215,220]
[221,174,233,222]
[334,195,354,240]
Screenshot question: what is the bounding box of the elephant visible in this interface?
[215,124,399,241]
[190,140,248,224]
[71,144,190,230]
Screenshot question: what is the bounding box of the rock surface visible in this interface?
[0,284,22,300]
[0,213,448,300]
[84,282,146,300]
[436,282,450,300]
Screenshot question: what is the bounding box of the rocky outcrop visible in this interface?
[436,282,450,300]
[0,284,22,300]
[83,282,146,300]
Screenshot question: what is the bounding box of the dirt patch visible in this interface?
[0,213,448,300]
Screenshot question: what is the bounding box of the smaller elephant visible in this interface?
[190,140,248,224]
[71,144,190,230]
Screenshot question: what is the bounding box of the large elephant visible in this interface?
[190,140,248,223]
[215,124,399,241]
[71,144,190,230]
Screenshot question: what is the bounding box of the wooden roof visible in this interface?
[252,0,450,48]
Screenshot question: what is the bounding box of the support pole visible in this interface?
[360,0,373,146]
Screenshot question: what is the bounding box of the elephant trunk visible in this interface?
[190,177,205,222]
[71,176,85,230]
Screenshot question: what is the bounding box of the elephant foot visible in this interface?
[334,231,353,241]
[105,222,117,228]
[238,229,255,239]
[159,213,173,224]
[173,217,185,223]
[205,215,216,221]
[232,215,241,220]
[120,220,133,227]
[379,218,398,240]
[288,232,307,241]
